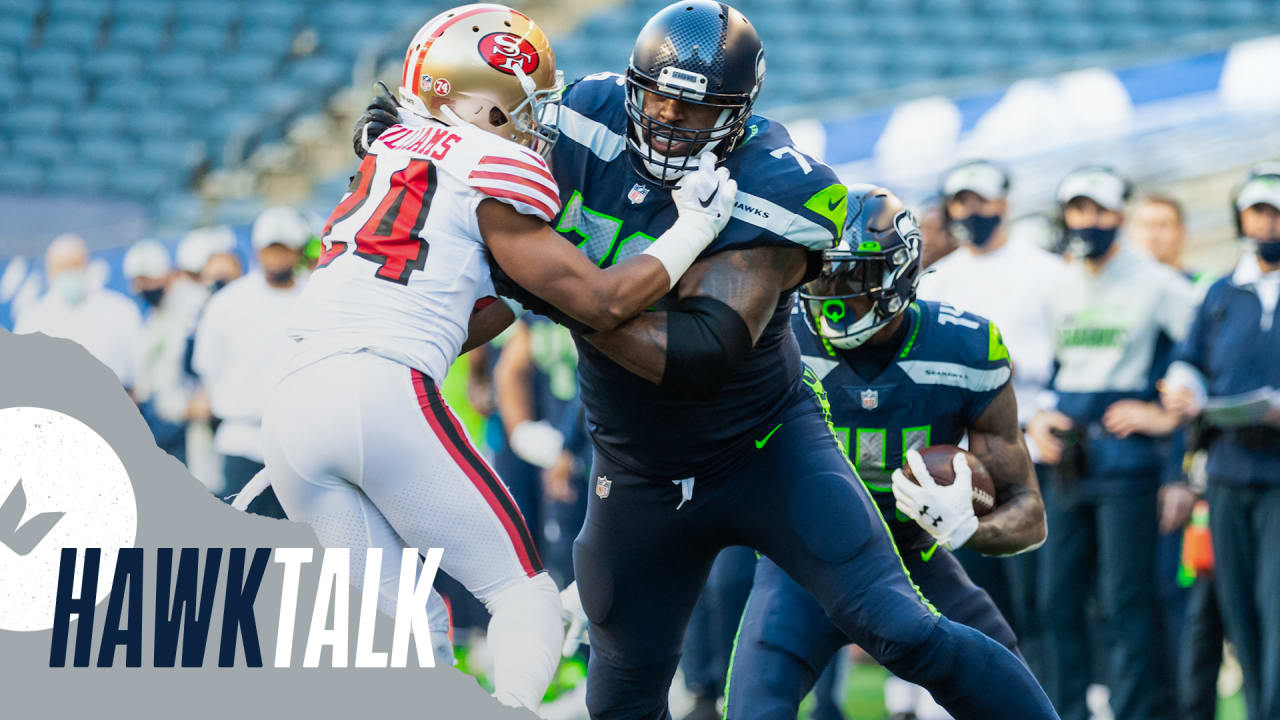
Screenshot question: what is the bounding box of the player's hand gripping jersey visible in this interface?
[287,116,561,382]
[540,72,847,477]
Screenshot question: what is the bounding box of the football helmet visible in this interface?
[799,186,923,350]
[399,3,563,157]
[625,0,764,186]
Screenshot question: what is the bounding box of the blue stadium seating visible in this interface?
[0,0,1275,209]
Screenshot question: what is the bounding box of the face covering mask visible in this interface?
[1258,240,1280,264]
[140,287,165,307]
[54,270,87,305]
[266,267,295,285]
[208,278,230,293]
[1069,226,1118,260]
[951,214,1001,247]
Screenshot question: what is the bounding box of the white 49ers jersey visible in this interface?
[285,116,561,382]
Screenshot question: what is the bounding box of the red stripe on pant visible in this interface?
[411,369,542,577]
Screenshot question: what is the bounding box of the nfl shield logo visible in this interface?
[595,475,612,499]
[861,389,879,410]
[627,183,649,204]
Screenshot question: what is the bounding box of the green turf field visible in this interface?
[799,663,1247,719]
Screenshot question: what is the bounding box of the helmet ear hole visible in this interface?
[489,107,508,127]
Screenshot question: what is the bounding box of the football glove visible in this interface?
[559,581,590,656]
[642,152,737,288]
[891,449,979,551]
[353,81,401,159]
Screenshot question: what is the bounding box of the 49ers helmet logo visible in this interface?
[478,32,540,75]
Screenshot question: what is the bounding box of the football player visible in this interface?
[724,186,1047,719]
[260,4,736,710]
[356,3,1056,718]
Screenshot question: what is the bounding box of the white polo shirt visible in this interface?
[917,237,1065,426]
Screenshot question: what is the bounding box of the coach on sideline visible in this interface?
[1161,164,1280,720]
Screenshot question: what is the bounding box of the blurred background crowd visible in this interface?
[2,0,1279,718]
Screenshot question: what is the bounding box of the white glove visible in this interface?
[509,420,564,469]
[643,152,737,288]
[671,151,736,236]
[559,581,590,656]
[891,450,979,551]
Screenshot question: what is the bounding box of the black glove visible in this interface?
[486,252,597,335]
[352,81,401,159]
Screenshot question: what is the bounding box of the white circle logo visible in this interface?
[0,407,138,632]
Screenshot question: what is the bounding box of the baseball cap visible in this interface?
[941,161,1009,200]
[251,207,312,251]
[122,240,172,280]
[1236,173,1280,212]
[1056,168,1129,212]
[176,226,237,273]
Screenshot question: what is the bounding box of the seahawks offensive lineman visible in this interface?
[357,3,1057,718]
[261,4,736,710]
[724,187,1047,718]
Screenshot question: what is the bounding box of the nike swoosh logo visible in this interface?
[698,184,719,209]
[0,479,64,556]
[920,543,938,562]
[828,196,845,212]
[754,423,782,449]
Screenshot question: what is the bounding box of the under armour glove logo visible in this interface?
[0,479,64,556]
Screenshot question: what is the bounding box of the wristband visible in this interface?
[642,216,714,289]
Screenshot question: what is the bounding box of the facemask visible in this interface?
[266,267,295,285]
[951,214,1001,247]
[54,271,87,305]
[140,287,165,307]
[1069,226,1118,260]
[1258,240,1280,264]
[208,278,230,293]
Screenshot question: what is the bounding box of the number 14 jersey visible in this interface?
[286,115,562,382]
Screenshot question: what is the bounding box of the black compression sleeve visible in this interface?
[661,296,753,400]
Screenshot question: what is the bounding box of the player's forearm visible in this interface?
[582,313,669,384]
[969,485,1046,555]
[461,299,515,354]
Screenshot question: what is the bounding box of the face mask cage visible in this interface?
[511,68,564,159]
[798,248,913,349]
[623,67,751,186]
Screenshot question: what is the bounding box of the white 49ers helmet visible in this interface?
[399,3,563,157]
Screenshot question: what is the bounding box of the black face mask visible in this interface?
[1259,240,1280,264]
[140,287,165,307]
[951,214,1001,247]
[208,279,230,293]
[1069,226,1119,260]
[266,268,294,285]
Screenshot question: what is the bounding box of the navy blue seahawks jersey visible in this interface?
[795,300,1013,550]
[548,72,847,479]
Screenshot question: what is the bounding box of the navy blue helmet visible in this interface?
[624,1,765,186]
[799,186,923,349]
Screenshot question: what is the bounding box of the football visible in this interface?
[901,444,997,517]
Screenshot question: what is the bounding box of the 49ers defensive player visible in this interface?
[259,4,736,709]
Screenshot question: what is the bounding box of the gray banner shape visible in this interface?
[0,329,533,719]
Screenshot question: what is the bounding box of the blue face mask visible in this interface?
[1069,226,1118,260]
[140,287,165,307]
[951,214,1001,247]
[1259,240,1280,264]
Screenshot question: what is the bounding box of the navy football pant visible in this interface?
[572,385,1056,720]
[726,547,1020,719]
[681,546,755,700]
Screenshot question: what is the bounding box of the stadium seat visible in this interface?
[173,25,229,55]
[29,75,87,106]
[39,19,101,52]
[137,138,207,179]
[176,4,242,30]
[0,0,39,23]
[114,1,173,28]
[314,4,378,30]
[20,48,81,77]
[151,51,210,85]
[47,163,110,195]
[0,17,28,50]
[84,49,144,81]
[0,160,45,193]
[113,166,170,198]
[0,74,18,108]
[97,78,161,109]
[215,55,281,87]
[169,81,232,116]
[239,26,295,56]
[110,22,169,54]
[4,105,63,136]
[77,137,136,174]
[242,2,304,29]
[66,108,127,137]
[22,134,71,167]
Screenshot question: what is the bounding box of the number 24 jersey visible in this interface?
[286,116,562,383]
